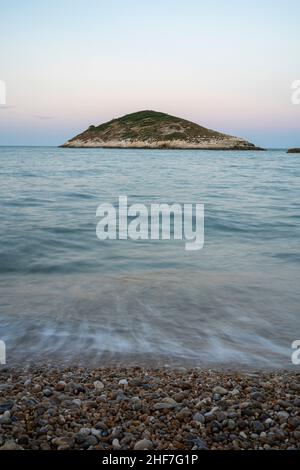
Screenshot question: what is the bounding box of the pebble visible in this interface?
[55,381,66,391]
[131,397,142,410]
[213,386,228,395]
[189,436,208,450]
[134,439,153,450]
[72,399,82,407]
[252,421,265,433]
[84,435,98,448]
[294,430,300,440]
[0,365,298,450]
[205,406,219,417]
[91,428,102,438]
[118,379,128,386]
[154,399,177,410]
[250,391,265,401]
[112,438,121,450]
[193,412,205,424]
[0,400,14,413]
[121,433,134,445]
[75,433,86,445]
[277,411,289,421]
[0,440,23,450]
[0,414,11,425]
[52,437,69,448]
[93,380,104,391]
[79,427,91,436]
[227,419,236,430]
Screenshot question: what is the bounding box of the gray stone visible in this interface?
[252,421,264,433]
[79,427,91,436]
[0,401,14,413]
[0,440,23,450]
[250,391,265,402]
[93,380,104,391]
[84,435,98,448]
[193,412,205,424]
[189,436,208,450]
[75,433,86,445]
[134,439,153,450]
[277,411,289,421]
[227,419,236,430]
[118,379,128,386]
[154,399,177,410]
[112,438,121,450]
[213,386,228,395]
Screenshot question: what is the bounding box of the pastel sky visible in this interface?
[0,0,299,147]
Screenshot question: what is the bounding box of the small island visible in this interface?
[61,110,263,150]
[287,148,300,153]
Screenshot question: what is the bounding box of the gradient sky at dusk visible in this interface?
[0,0,299,147]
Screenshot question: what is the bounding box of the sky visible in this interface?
[0,0,300,147]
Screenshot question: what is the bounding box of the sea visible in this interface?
[0,147,299,368]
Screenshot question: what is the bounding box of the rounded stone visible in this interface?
[134,439,153,450]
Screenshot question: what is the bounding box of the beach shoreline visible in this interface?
[0,364,299,450]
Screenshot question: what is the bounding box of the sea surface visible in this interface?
[0,147,299,368]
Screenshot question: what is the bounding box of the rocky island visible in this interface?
[61,110,262,150]
[287,148,300,153]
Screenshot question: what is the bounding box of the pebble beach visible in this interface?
[0,365,299,450]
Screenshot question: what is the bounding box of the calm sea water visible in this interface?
[0,147,299,367]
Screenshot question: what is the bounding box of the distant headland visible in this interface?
[287,148,300,153]
[60,110,263,150]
